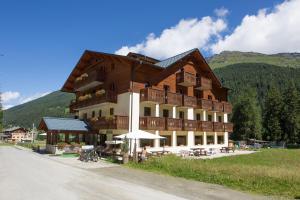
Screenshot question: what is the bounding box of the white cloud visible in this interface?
[116,17,227,59]
[1,91,20,103]
[19,92,50,104]
[1,91,50,110]
[211,0,300,54]
[214,7,229,17]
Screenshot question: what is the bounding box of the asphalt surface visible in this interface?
[0,146,270,200]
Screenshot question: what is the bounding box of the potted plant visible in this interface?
[121,137,129,164]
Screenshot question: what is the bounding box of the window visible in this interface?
[110,108,114,115]
[218,116,222,122]
[217,135,224,144]
[110,83,116,91]
[207,135,214,145]
[163,109,169,118]
[145,82,150,88]
[195,136,203,145]
[160,135,171,146]
[83,113,88,120]
[140,139,154,147]
[177,136,187,146]
[92,111,95,118]
[208,95,212,100]
[208,114,212,121]
[98,110,102,117]
[196,113,201,121]
[179,111,184,119]
[163,85,170,91]
[144,107,151,116]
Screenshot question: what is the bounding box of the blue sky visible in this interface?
[2,0,300,109]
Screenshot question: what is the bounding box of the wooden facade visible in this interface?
[61,48,233,135]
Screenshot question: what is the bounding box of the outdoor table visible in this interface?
[190,148,206,156]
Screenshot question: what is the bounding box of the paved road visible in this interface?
[0,146,269,200]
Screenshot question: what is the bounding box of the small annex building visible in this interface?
[38,117,90,153]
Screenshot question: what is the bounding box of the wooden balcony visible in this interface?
[176,71,196,87]
[70,91,117,110]
[165,92,182,106]
[197,99,213,110]
[183,95,197,107]
[195,77,212,90]
[223,102,232,113]
[213,122,224,132]
[139,117,165,130]
[182,120,197,131]
[74,70,105,91]
[89,116,129,130]
[213,101,223,112]
[197,121,213,132]
[166,118,183,131]
[224,123,233,132]
[140,88,165,104]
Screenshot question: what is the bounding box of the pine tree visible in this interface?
[231,88,262,140]
[263,86,284,142]
[0,94,3,132]
[281,83,300,144]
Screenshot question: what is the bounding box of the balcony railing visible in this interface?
[139,117,166,130]
[197,121,213,132]
[213,101,223,112]
[223,102,232,113]
[140,88,165,104]
[183,119,197,131]
[89,116,129,130]
[183,95,197,107]
[70,91,117,110]
[74,70,105,91]
[195,77,212,90]
[165,118,183,131]
[176,71,196,87]
[213,122,224,132]
[165,92,182,106]
[224,123,233,132]
[197,99,213,110]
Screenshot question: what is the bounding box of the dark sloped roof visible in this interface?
[41,117,89,132]
[155,48,197,68]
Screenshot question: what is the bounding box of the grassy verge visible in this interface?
[17,140,46,149]
[128,149,300,199]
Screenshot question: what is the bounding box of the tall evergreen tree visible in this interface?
[0,94,3,132]
[281,83,300,143]
[231,89,262,140]
[263,86,284,142]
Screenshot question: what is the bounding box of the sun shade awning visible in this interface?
[114,130,166,139]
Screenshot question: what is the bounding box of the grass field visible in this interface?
[128,149,300,199]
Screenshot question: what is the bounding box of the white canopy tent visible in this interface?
[114,130,165,140]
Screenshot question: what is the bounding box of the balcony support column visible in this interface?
[154,103,160,148]
[213,112,217,122]
[224,132,228,146]
[223,113,228,123]
[214,132,218,145]
[172,106,176,118]
[129,92,140,132]
[188,131,194,147]
[172,131,176,147]
[203,132,207,146]
[202,110,207,121]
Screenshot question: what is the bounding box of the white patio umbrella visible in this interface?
[39,133,47,136]
[114,130,166,161]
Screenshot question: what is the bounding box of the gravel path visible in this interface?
[0,146,270,200]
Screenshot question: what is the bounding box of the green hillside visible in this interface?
[208,51,300,69]
[3,91,74,128]
[214,63,300,107]
[3,57,300,129]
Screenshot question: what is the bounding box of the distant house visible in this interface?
[2,127,31,142]
[47,48,233,153]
